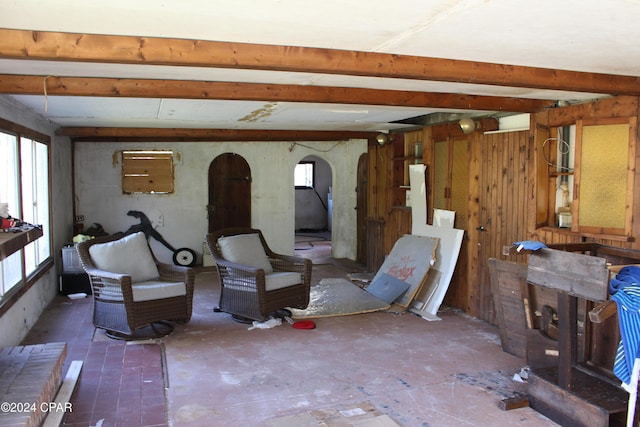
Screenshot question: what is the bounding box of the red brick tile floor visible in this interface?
[21,294,168,427]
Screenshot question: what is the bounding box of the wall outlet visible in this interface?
[75,215,85,222]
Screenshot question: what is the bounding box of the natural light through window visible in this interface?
[0,124,51,298]
[294,161,315,189]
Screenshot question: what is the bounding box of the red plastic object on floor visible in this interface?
[293,320,316,329]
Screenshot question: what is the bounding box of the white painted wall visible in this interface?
[74,139,367,263]
[0,96,73,347]
[295,155,331,231]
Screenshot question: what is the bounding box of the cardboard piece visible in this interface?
[433,208,455,228]
[365,273,411,304]
[369,234,438,308]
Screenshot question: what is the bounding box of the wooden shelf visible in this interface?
[392,156,422,162]
[538,225,634,242]
[0,227,43,261]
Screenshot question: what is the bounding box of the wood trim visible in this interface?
[626,117,637,237]
[571,120,583,233]
[546,96,639,127]
[573,117,634,237]
[57,127,376,142]
[0,75,554,113]
[0,259,53,318]
[0,117,51,143]
[0,227,43,261]
[1,29,639,96]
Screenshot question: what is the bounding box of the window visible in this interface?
[122,150,174,194]
[294,161,315,189]
[0,120,51,298]
[535,117,636,237]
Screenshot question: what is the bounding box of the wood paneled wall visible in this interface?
[365,95,640,323]
[529,96,640,250]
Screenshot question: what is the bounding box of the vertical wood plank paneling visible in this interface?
[475,130,531,323]
[633,108,640,249]
[467,131,482,316]
[367,97,639,322]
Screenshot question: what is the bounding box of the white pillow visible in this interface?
[89,232,160,283]
[218,233,273,273]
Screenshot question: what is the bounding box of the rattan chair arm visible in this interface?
[82,267,130,282]
[157,261,192,279]
[214,258,265,275]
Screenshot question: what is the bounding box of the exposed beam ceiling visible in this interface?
[1,0,638,140]
[1,29,637,95]
[0,75,554,112]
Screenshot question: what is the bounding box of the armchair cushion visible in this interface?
[218,233,273,273]
[88,232,160,283]
[223,272,302,292]
[131,280,186,302]
[265,272,304,291]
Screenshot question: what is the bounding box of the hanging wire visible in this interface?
[43,76,49,114]
[542,137,574,172]
[42,75,55,114]
[291,141,343,153]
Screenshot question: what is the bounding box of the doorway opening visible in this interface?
[207,153,251,233]
[294,155,332,264]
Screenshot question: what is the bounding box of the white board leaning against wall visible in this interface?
[407,164,464,321]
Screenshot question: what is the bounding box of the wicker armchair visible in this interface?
[206,227,311,322]
[77,232,195,339]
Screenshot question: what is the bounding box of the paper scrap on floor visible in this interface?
[266,401,401,427]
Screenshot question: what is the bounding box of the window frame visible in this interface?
[294,161,315,190]
[534,116,636,239]
[0,117,52,304]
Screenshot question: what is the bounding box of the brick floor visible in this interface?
[21,295,168,427]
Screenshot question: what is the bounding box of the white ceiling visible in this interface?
[1,0,639,133]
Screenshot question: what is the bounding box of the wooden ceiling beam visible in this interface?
[0,74,554,113]
[0,29,637,96]
[57,127,376,142]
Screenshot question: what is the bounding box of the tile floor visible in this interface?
[19,239,559,426]
[21,290,168,427]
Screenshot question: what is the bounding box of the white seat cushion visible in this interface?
[217,233,273,273]
[131,280,186,302]
[89,232,160,283]
[265,272,303,291]
[223,272,302,292]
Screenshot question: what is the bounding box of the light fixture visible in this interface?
[375,134,388,146]
[376,132,394,146]
[459,117,479,135]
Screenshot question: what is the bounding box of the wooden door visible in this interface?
[356,153,368,265]
[434,137,470,311]
[208,153,251,233]
[473,131,530,323]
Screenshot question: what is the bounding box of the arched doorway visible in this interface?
[294,155,332,263]
[207,153,252,233]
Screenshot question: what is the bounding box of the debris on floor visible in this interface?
[266,401,401,427]
[247,316,282,330]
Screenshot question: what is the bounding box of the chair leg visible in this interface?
[105,321,174,340]
[230,314,255,324]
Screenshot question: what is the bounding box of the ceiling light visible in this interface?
[376,133,389,146]
[459,117,479,135]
